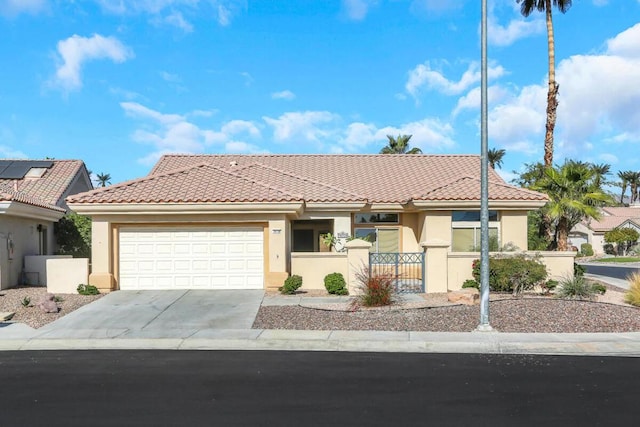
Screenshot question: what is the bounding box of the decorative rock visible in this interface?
[38,293,59,313]
[447,288,480,306]
[1,311,15,321]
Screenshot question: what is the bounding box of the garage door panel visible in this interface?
[119,227,264,290]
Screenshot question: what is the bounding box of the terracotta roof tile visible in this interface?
[67,163,303,204]
[0,159,87,211]
[70,154,548,206]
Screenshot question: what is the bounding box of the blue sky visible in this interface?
[1,0,639,186]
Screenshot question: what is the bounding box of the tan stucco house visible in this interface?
[0,159,93,289]
[570,205,640,254]
[67,154,566,294]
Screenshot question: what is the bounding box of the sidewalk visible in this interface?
[1,283,639,357]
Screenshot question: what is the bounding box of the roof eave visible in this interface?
[0,201,66,221]
[411,200,548,210]
[304,202,368,211]
[67,202,305,215]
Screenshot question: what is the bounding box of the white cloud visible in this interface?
[160,71,181,83]
[410,0,466,16]
[120,102,261,164]
[487,84,546,146]
[406,61,506,98]
[162,11,194,32]
[263,111,340,142]
[271,90,296,101]
[0,0,47,17]
[599,153,618,164]
[488,15,545,47]
[0,144,27,158]
[606,22,640,58]
[453,85,511,116]
[240,71,253,87]
[342,0,377,21]
[225,141,265,153]
[51,34,133,92]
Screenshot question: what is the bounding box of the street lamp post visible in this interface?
[477,0,492,331]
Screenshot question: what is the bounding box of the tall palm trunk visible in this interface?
[543,0,558,167]
[556,216,569,251]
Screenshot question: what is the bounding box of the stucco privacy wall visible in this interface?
[500,210,528,250]
[24,255,72,286]
[445,251,577,291]
[291,253,349,290]
[46,258,89,293]
[0,217,54,289]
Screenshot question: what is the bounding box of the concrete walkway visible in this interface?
[1,286,639,357]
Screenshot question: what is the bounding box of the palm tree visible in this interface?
[96,172,111,188]
[628,171,640,204]
[533,160,612,251]
[617,170,633,204]
[591,163,610,188]
[487,148,506,169]
[517,0,573,167]
[379,134,422,154]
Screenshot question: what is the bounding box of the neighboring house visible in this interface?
[0,159,93,289]
[570,206,640,254]
[67,154,553,293]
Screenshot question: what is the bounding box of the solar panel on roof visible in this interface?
[0,160,54,179]
[0,160,12,176]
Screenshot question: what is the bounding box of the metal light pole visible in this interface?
[477,0,492,331]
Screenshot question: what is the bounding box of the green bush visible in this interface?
[77,284,100,295]
[580,243,594,257]
[279,275,303,295]
[462,279,479,289]
[591,283,607,295]
[55,212,92,258]
[541,279,558,294]
[472,254,548,295]
[324,273,348,295]
[21,296,31,307]
[574,263,585,278]
[555,275,597,301]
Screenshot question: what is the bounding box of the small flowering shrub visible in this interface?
[350,266,396,309]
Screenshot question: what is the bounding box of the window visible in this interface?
[451,211,500,252]
[291,220,332,252]
[354,213,399,224]
[354,228,400,253]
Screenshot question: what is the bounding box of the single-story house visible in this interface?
[570,205,640,254]
[0,159,93,289]
[68,154,570,293]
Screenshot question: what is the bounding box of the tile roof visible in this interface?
[69,154,548,206]
[0,159,87,211]
[584,206,640,231]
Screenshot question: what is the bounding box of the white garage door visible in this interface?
[119,227,264,290]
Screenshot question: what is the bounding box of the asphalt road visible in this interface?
[580,262,640,281]
[0,350,637,426]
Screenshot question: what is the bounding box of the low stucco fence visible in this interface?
[290,252,349,290]
[24,255,89,294]
[445,251,577,292]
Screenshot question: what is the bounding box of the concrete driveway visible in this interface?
[32,290,265,340]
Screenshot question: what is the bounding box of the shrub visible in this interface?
[541,279,558,294]
[21,296,31,307]
[591,283,607,295]
[574,263,585,278]
[77,284,100,295]
[462,279,479,289]
[555,275,597,301]
[624,273,640,307]
[55,212,92,258]
[580,243,594,257]
[279,275,303,295]
[350,266,396,309]
[324,272,348,295]
[472,254,547,295]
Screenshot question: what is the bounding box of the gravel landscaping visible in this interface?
[253,285,640,333]
[0,286,103,329]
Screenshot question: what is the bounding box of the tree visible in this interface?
[604,228,640,256]
[628,171,640,204]
[591,163,610,188]
[533,160,613,251]
[379,134,422,154]
[488,148,506,169]
[617,170,633,204]
[96,172,111,187]
[54,212,92,258]
[517,0,573,167]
